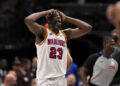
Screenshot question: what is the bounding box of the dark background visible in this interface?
[0,0,118,67]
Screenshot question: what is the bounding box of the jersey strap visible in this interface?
[37,30,48,46]
[60,30,67,41]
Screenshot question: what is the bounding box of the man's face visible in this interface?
[49,11,62,28]
[104,39,115,53]
[67,74,76,86]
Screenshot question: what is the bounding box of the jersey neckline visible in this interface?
[47,28,61,36]
[99,51,112,59]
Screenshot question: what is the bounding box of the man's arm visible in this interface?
[80,53,99,86]
[80,67,89,86]
[24,9,54,38]
[25,11,47,36]
[59,11,92,39]
[67,49,73,72]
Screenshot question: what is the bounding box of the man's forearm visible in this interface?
[65,16,92,31]
[80,69,89,86]
[25,11,47,23]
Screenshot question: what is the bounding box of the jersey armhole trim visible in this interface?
[61,30,67,41]
[37,30,48,46]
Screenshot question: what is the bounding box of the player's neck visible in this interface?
[49,25,60,34]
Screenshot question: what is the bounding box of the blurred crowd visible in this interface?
[0,56,37,86]
[0,57,82,86]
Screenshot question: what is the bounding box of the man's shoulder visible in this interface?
[84,52,101,65]
[89,52,101,59]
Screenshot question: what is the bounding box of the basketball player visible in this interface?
[44,24,73,72]
[25,9,92,86]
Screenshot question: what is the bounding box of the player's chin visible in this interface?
[57,23,62,27]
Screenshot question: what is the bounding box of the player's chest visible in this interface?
[46,33,66,47]
[94,57,118,71]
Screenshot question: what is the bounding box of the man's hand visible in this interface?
[58,10,67,22]
[45,9,56,19]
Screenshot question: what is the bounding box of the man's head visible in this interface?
[46,10,62,28]
[12,60,21,71]
[20,58,31,71]
[67,74,76,86]
[103,36,116,54]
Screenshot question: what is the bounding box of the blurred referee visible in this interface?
[110,36,120,86]
[80,36,118,86]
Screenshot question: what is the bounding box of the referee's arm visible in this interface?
[80,53,98,86]
[80,67,89,86]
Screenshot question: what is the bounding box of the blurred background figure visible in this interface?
[0,59,8,81]
[31,78,36,86]
[66,62,79,86]
[4,57,21,86]
[67,74,76,86]
[106,4,115,25]
[12,57,21,72]
[16,58,32,86]
[4,71,17,86]
[31,56,37,79]
[106,2,120,37]
[0,75,4,86]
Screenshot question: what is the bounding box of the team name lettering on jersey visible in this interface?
[48,39,65,47]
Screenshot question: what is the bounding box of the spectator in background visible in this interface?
[0,59,8,81]
[16,58,32,86]
[106,4,115,25]
[12,57,21,72]
[106,2,120,37]
[31,56,37,79]
[66,62,79,86]
[31,78,36,86]
[4,57,21,86]
[67,74,76,86]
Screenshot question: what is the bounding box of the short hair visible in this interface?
[103,36,114,43]
[47,11,61,21]
[20,58,30,67]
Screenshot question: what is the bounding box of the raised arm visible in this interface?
[24,9,54,37]
[59,11,92,39]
